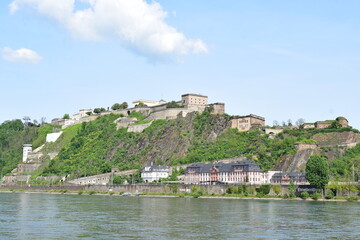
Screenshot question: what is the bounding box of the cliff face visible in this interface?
[311,131,360,147]
[274,131,360,172]
[106,112,231,165]
[275,149,318,172]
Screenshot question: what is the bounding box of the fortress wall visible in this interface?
[128,122,153,133]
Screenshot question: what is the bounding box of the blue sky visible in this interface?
[1,0,360,128]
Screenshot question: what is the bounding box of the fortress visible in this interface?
[52,93,227,129]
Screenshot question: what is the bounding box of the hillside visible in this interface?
[0,120,54,174]
[1,111,360,182]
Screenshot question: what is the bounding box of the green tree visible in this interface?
[63,114,70,119]
[93,108,106,114]
[120,102,128,109]
[306,155,330,196]
[329,121,342,129]
[136,102,145,107]
[272,185,281,195]
[288,180,296,198]
[111,103,121,110]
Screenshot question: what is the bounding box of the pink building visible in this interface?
[184,161,265,185]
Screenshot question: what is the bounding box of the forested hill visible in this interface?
[0,120,53,174]
[1,111,360,181]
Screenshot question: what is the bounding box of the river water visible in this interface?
[0,193,359,239]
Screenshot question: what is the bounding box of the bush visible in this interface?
[272,185,281,195]
[346,196,359,201]
[88,190,96,195]
[325,190,334,199]
[310,192,321,200]
[256,192,265,198]
[78,190,83,195]
[191,185,198,193]
[226,185,238,194]
[170,185,179,193]
[257,184,271,195]
[300,191,309,199]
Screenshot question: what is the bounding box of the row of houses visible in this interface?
[141,161,307,185]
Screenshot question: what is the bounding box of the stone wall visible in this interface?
[67,173,111,185]
[208,103,225,115]
[265,128,284,135]
[295,143,317,150]
[2,175,31,185]
[17,163,42,174]
[128,122,153,133]
[116,117,137,130]
[46,132,63,142]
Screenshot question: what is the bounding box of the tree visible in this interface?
[120,102,128,109]
[295,118,305,126]
[111,103,121,110]
[288,180,296,198]
[287,119,293,127]
[329,121,342,129]
[305,155,330,196]
[63,114,70,119]
[273,120,279,127]
[41,117,47,125]
[93,108,106,114]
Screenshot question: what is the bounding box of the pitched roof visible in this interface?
[186,160,263,173]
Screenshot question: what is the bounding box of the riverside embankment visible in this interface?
[1,184,359,202]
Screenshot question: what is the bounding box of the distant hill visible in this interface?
[1,111,360,182]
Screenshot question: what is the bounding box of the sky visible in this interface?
[1,0,360,128]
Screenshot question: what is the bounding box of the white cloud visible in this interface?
[9,0,208,59]
[2,47,42,64]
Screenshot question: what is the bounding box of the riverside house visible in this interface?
[184,161,265,185]
[141,163,170,183]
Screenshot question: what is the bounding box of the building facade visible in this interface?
[23,144,32,163]
[181,93,208,106]
[184,161,265,185]
[141,164,170,183]
[231,114,265,132]
[270,172,308,184]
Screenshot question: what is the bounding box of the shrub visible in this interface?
[256,192,265,198]
[257,184,271,195]
[346,196,359,201]
[170,185,179,193]
[288,180,296,198]
[88,190,96,195]
[310,192,321,200]
[78,190,83,195]
[226,185,238,194]
[272,185,281,195]
[325,190,334,199]
[191,185,198,193]
[192,192,201,198]
[300,191,309,199]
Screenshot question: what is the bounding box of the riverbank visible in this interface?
[1,188,358,202]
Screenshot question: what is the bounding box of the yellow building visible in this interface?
[231,114,265,132]
[181,93,208,106]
